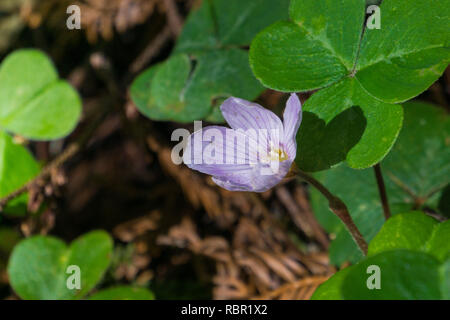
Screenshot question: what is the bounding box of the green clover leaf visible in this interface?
[313,212,449,300]
[0,49,81,140]
[7,231,113,300]
[368,212,450,262]
[131,0,290,123]
[310,101,449,265]
[250,0,449,170]
[0,131,39,216]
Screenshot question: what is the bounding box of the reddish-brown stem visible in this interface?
[297,170,368,255]
[374,163,392,220]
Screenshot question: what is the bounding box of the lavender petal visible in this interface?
[283,93,302,158]
[220,97,284,151]
[183,125,257,177]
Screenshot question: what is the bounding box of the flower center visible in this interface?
[266,147,289,162]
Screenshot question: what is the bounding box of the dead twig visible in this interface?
[276,186,329,249]
[163,0,183,36]
[293,186,330,249]
[129,26,172,74]
[0,111,107,212]
[251,275,330,300]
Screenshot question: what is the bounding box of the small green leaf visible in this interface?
[175,0,290,53]
[88,286,155,300]
[342,250,444,299]
[132,0,289,123]
[356,0,450,103]
[310,266,353,300]
[296,77,403,171]
[131,50,263,122]
[0,131,39,215]
[425,221,450,262]
[382,101,450,201]
[150,55,199,121]
[250,0,366,92]
[368,211,450,262]
[173,1,217,54]
[250,21,347,92]
[310,101,449,265]
[313,250,450,300]
[129,64,164,120]
[7,231,113,300]
[368,212,437,254]
[0,49,81,140]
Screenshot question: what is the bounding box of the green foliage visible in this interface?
[174,0,290,53]
[251,0,365,91]
[88,286,155,300]
[0,131,39,215]
[312,212,450,300]
[130,0,289,122]
[7,231,113,300]
[250,0,449,170]
[381,101,450,205]
[0,49,82,216]
[0,49,81,140]
[342,250,446,299]
[356,0,449,103]
[309,266,351,300]
[310,101,449,265]
[132,50,263,122]
[369,212,450,262]
[296,78,403,170]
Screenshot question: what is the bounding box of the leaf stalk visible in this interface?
[297,170,368,255]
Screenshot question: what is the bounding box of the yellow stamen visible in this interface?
[278,148,289,161]
[265,147,289,162]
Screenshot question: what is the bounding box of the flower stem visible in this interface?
[373,163,391,220]
[297,170,368,255]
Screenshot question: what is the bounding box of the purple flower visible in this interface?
[183,93,302,192]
